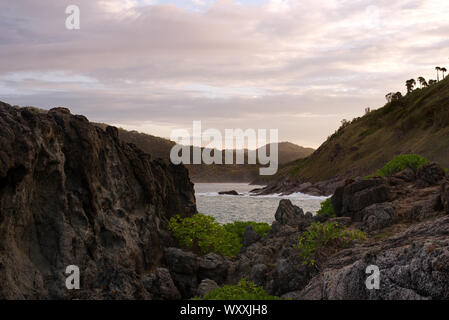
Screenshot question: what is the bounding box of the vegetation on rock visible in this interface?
[316,198,336,218]
[295,222,366,266]
[194,278,281,300]
[376,154,428,177]
[168,214,270,258]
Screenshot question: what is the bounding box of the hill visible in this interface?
[94,124,314,182]
[259,76,449,190]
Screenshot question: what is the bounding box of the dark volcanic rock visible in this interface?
[294,216,449,300]
[417,162,446,186]
[218,190,239,195]
[393,168,416,182]
[196,279,218,297]
[332,179,390,220]
[0,102,196,299]
[274,199,312,228]
[359,203,395,232]
[143,268,181,300]
[164,248,231,298]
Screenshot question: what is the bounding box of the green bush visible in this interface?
[168,214,241,257]
[168,215,271,258]
[295,222,366,266]
[194,278,281,300]
[223,221,271,239]
[376,154,428,177]
[316,198,336,218]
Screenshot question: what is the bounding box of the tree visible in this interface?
[436,67,441,82]
[392,92,403,100]
[429,79,437,86]
[405,79,416,93]
[442,67,447,79]
[417,77,428,88]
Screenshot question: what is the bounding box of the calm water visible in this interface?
[194,183,328,224]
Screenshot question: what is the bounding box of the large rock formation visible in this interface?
[0,102,196,299]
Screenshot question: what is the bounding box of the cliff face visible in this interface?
[0,101,196,299]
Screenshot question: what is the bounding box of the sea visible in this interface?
[194,183,328,224]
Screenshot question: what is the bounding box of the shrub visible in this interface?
[223,221,271,239]
[194,279,281,300]
[316,198,336,218]
[376,154,428,177]
[168,214,241,257]
[295,222,366,266]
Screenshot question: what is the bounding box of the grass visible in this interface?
[263,76,449,183]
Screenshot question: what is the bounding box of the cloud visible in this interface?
[1,0,448,148]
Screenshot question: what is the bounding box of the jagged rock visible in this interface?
[242,225,261,247]
[393,168,416,182]
[196,279,218,297]
[143,268,181,300]
[0,102,196,299]
[417,162,446,186]
[218,190,239,195]
[332,179,390,221]
[198,253,231,284]
[164,248,199,298]
[270,247,316,296]
[249,264,269,286]
[274,199,312,227]
[360,203,395,232]
[296,216,449,300]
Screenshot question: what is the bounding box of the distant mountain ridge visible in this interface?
[94,123,314,182]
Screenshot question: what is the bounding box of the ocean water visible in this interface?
[194,183,328,224]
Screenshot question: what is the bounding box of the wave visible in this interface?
[195,191,329,200]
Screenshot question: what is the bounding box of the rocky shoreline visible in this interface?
[161,162,449,300]
[1,101,449,300]
[251,176,345,197]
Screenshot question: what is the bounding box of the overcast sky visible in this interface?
[1,0,448,148]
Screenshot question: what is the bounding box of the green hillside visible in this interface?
[267,76,449,183]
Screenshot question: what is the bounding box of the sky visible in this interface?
[1,0,448,148]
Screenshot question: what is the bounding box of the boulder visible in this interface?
[198,253,231,284]
[332,179,390,221]
[164,248,199,298]
[218,190,239,195]
[274,199,312,227]
[143,268,181,300]
[360,203,395,232]
[196,279,218,298]
[393,168,416,182]
[417,162,446,186]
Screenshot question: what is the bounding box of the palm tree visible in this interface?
[417,77,427,88]
[442,67,447,79]
[436,67,441,81]
[406,79,416,93]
